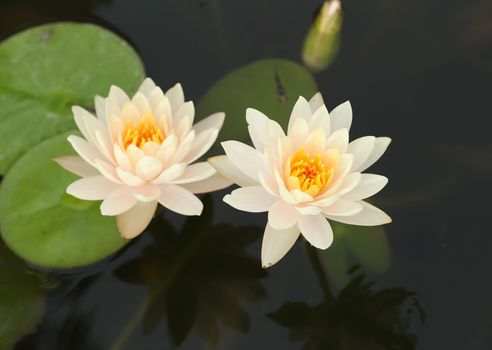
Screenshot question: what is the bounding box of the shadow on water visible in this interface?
[268,243,426,350]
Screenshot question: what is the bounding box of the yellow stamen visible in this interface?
[287,147,338,197]
[122,112,164,149]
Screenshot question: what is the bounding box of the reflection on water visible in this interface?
[269,244,425,350]
[113,196,267,347]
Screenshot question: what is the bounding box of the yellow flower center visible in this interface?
[122,112,164,149]
[287,147,339,197]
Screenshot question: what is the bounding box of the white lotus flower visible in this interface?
[210,93,391,268]
[55,78,231,239]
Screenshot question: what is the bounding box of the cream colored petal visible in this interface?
[296,205,321,215]
[172,162,216,184]
[137,77,157,96]
[67,135,104,168]
[303,128,326,155]
[132,92,152,115]
[291,189,314,203]
[321,199,364,216]
[116,167,146,186]
[131,184,162,201]
[152,163,187,184]
[258,170,279,197]
[288,96,312,134]
[117,200,158,239]
[158,184,203,216]
[223,186,277,213]
[147,87,165,110]
[246,108,269,151]
[183,128,219,164]
[325,201,391,226]
[308,92,324,113]
[356,137,391,172]
[297,214,334,249]
[53,156,99,177]
[156,134,178,165]
[342,174,388,201]
[126,144,145,167]
[347,136,376,171]
[193,112,225,135]
[141,141,160,156]
[174,116,192,142]
[100,186,137,216]
[208,155,258,187]
[266,119,285,141]
[330,101,352,133]
[336,172,362,196]
[66,175,118,200]
[108,85,130,107]
[165,83,185,114]
[325,128,349,153]
[268,200,297,229]
[95,95,106,122]
[308,105,330,136]
[261,224,300,268]
[174,101,195,125]
[72,106,98,142]
[121,102,141,123]
[155,98,173,134]
[222,140,266,182]
[273,169,296,205]
[94,159,121,183]
[171,129,195,163]
[180,172,232,194]
[288,117,309,150]
[135,156,163,181]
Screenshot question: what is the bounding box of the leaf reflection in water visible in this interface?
[268,244,425,350]
[113,196,267,347]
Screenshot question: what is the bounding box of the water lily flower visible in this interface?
[55,78,231,239]
[210,93,391,267]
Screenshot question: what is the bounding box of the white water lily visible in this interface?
[210,93,391,268]
[55,78,231,239]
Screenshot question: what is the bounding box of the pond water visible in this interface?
[1,0,492,349]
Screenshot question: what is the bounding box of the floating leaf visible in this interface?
[0,132,127,268]
[197,59,317,145]
[302,0,342,72]
[0,22,145,174]
[0,242,45,349]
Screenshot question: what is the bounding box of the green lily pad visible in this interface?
[0,243,45,349]
[197,59,317,145]
[0,22,145,174]
[0,132,128,268]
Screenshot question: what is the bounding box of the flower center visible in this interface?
[287,147,339,197]
[122,112,164,149]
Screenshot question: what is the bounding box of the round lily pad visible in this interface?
[197,59,317,145]
[0,132,128,268]
[0,22,145,174]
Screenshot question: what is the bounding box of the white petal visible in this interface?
[172,162,215,184]
[106,85,130,117]
[268,200,297,229]
[147,87,166,110]
[175,116,192,140]
[222,140,266,182]
[116,167,146,186]
[223,186,277,213]
[100,186,138,216]
[156,134,178,165]
[291,189,313,203]
[342,174,388,201]
[321,199,363,216]
[53,156,99,177]
[131,184,161,201]
[117,200,157,239]
[288,117,309,150]
[67,135,104,168]
[308,105,330,136]
[171,129,195,163]
[114,144,133,171]
[330,101,352,133]
[180,172,232,194]
[288,96,312,134]
[95,95,106,122]
[132,92,152,115]
[308,92,324,113]
[347,136,375,171]
[246,108,269,152]
[158,184,203,215]
[72,106,96,141]
[94,159,121,183]
[183,128,219,164]
[165,83,185,113]
[326,201,391,226]
[152,163,186,184]
[297,214,334,249]
[66,175,118,200]
[193,112,225,135]
[126,144,145,166]
[174,101,195,125]
[356,137,391,172]
[273,169,296,204]
[208,155,258,187]
[325,128,349,153]
[261,224,300,268]
[296,205,322,215]
[337,172,362,196]
[137,78,157,96]
[135,156,163,181]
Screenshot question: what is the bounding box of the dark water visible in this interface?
[1,0,492,349]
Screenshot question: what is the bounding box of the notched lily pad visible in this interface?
[0,132,128,268]
[197,59,317,145]
[0,21,145,174]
